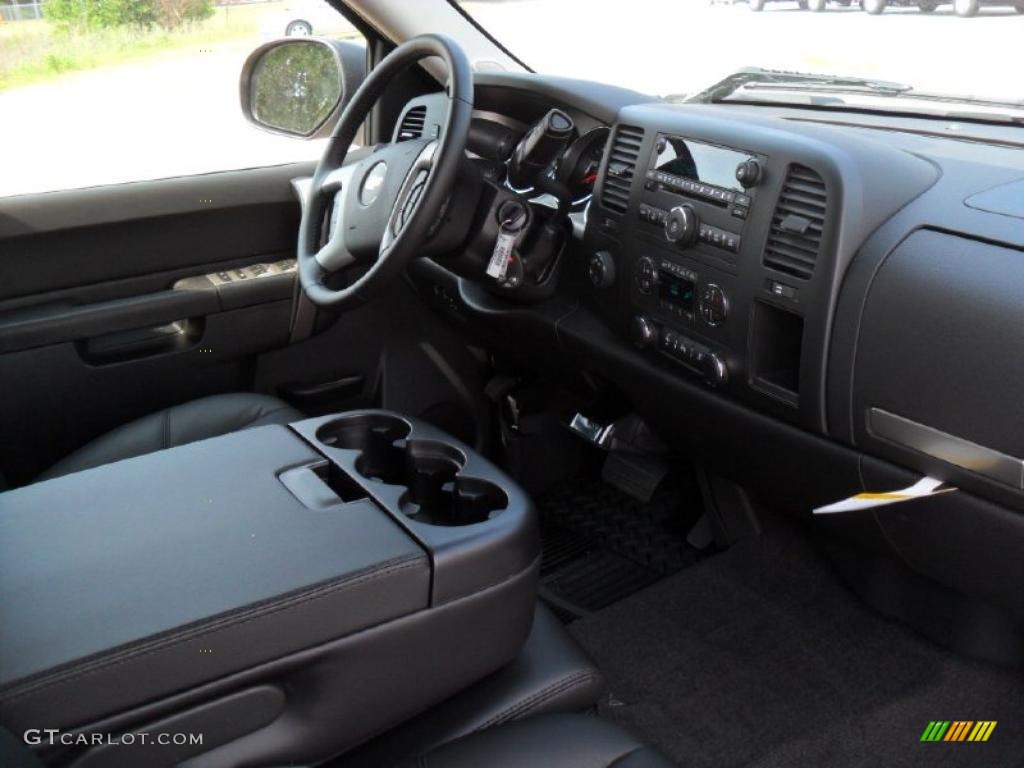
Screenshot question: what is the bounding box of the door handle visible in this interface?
[76,318,204,365]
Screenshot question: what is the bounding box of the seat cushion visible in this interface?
[37,393,302,482]
[343,604,605,766]
[398,713,675,768]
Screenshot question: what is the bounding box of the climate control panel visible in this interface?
[633,256,730,329]
[631,314,729,388]
[626,252,733,387]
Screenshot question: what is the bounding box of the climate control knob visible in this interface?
[587,250,616,289]
[701,352,729,387]
[635,256,657,295]
[664,205,698,246]
[631,316,659,349]
[699,284,729,327]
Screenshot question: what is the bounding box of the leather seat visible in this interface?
[398,713,675,767]
[343,604,605,766]
[38,393,302,482]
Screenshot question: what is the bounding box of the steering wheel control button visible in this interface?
[359,161,388,206]
[700,284,729,327]
[588,251,617,289]
[664,205,698,245]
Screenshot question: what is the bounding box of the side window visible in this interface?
[0,0,363,197]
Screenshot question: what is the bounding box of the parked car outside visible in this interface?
[260,0,348,36]
[861,0,1024,14]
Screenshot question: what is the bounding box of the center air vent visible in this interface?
[762,164,827,280]
[600,124,644,213]
[397,105,427,142]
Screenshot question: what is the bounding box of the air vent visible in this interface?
[397,105,427,141]
[762,164,827,280]
[600,124,644,213]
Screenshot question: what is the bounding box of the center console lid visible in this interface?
[0,411,539,766]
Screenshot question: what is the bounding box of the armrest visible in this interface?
[0,426,430,731]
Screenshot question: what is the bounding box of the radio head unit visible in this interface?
[650,135,757,195]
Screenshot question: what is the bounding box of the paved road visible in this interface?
[1,0,1022,197]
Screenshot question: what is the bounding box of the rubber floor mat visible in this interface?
[538,474,704,620]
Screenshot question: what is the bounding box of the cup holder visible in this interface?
[369,439,508,526]
[315,413,411,478]
[395,443,508,527]
[314,414,507,526]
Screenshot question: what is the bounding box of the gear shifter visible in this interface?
[506,108,576,192]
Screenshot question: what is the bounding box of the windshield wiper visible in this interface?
[686,67,913,103]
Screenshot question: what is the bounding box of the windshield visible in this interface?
[455,0,1024,117]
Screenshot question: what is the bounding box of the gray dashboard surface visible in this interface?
[0,424,428,687]
[965,177,1024,219]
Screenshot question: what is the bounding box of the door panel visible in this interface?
[0,163,313,303]
[0,156,491,487]
[0,164,314,485]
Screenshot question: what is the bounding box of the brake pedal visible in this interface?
[601,450,669,503]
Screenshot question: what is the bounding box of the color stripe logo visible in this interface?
[921,721,997,742]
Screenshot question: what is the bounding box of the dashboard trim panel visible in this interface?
[868,408,1024,490]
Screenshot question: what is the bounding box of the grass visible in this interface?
[0,2,355,90]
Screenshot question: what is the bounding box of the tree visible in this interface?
[45,0,213,32]
[151,0,213,31]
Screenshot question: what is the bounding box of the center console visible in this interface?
[584,104,937,431]
[0,411,538,767]
[629,133,765,388]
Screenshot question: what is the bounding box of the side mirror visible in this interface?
[240,38,365,139]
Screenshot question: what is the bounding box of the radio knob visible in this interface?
[735,159,762,188]
[631,316,658,349]
[587,251,616,289]
[664,205,698,246]
[701,352,729,387]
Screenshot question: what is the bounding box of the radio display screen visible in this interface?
[659,270,695,312]
[651,135,753,193]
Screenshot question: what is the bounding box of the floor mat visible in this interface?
[568,525,1024,768]
[538,474,704,620]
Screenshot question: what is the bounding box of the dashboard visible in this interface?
[397,73,1024,517]
[393,71,1024,666]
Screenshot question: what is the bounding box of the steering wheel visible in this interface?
[298,34,472,308]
